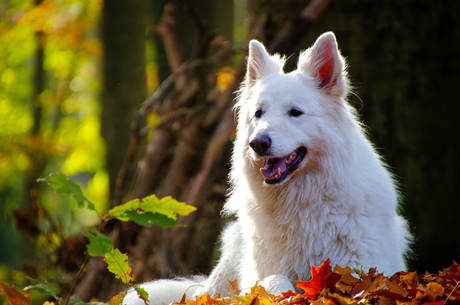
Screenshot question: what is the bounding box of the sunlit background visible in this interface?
[0,0,244,299]
[0,0,107,287]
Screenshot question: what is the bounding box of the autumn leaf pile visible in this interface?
[2,259,459,305]
[175,259,460,305]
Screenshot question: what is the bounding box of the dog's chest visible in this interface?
[247,211,343,281]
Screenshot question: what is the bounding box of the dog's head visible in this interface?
[235,32,352,185]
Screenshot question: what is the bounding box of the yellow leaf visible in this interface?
[400,271,418,287]
[426,282,444,298]
[216,66,234,91]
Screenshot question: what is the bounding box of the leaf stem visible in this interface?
[65,254,90,305]
[444,279,460,305]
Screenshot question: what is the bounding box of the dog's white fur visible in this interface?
[123,32,411,305]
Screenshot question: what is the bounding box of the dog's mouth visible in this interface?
[260,147,307,184]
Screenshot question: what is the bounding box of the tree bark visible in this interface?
[101,0,147,206]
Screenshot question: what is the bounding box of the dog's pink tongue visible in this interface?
[261,157,288,179]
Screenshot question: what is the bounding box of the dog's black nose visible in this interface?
[250,136,271,155]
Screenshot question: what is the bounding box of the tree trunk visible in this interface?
[101,0,147,206]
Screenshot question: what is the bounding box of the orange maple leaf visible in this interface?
[189,293,218,305]
[295,259,341,300]
[281,290,298,298]
[226,279,241,296]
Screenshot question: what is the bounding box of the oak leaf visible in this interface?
[439,262,460,281]
[107,195,196,228]
[350,272,373,297]
[107,292,126,305]
[104,249,133,284]
[249,284,275,300]
[400,271,418,287]
[84,227,114,256]
[38,173,96,211]
[134,284,150,305]
[414,282,444,303]
[24,277,60,302]
[370,278,408,299]
[335,272,359,294]
[334,265,352,276]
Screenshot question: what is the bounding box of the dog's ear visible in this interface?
[298,32,348,97]
[246,40,284,88]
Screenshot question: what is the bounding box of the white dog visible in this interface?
[124,32,411,305]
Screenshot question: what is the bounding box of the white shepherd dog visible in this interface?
[124,32,411,305]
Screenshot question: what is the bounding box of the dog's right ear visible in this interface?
[298,32,349,97]
[246,40,284,88]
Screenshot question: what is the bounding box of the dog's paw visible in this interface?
[259,275,295,295]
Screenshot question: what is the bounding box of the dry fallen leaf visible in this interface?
[295,259,341,300]
[0,283,32,305]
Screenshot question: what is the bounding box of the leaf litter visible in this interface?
[2,260,459,305]
[172,260,460,305]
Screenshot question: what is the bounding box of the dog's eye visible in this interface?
[289,108,303,117]
[255,109,263,118]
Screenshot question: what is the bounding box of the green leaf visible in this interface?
[104,249,133,284]
[124,211,177,227]
[24,277,60,302]
[70,296,106,305]
[234,295,251,303]
[38,173,96,211]
[84,227,114,256]
[108,194,196,225]
[133,284,150,304]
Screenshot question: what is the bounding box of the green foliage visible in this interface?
[34,174,196,304]
[0,0,108,272]
[0,172,197,305]
[133,284,150,304]
[0,0,191,304]
[108,194,197,227]
[84,227,113,256]
[104,249,133,285]
[38,173,97,211]
[24,277,61,304]
[124,210,177,227]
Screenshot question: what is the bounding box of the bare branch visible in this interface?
[187,109,234,208]
[117,51,231,203]
[161,119,201,199]
[124,128,172,201]
[153,3,187,89]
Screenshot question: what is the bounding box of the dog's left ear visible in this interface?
[298,32,348,97]
[246,40,285,89]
